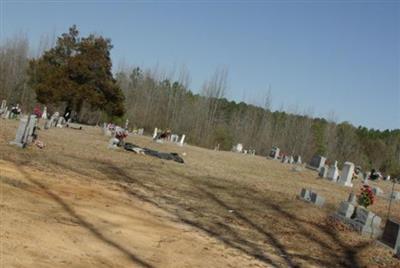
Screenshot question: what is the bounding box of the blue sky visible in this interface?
[1,1,399,130]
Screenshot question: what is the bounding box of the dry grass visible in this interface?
[1,119,399,268]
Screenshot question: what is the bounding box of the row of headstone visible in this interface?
[318,160,354,187]
[44,112,64,129]
[9,115,37,148]
[281,155,301,164]
[334,193,382,237]
[269,147,280,159]
[152,127,186,146]
[299,188,325,207]
[232,143,243,153]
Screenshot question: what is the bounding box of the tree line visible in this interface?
[1,27,399,177]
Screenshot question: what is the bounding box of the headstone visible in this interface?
[0,99,6,113]
[44,119,51,129]
[1,108,9,119]
[108,137,119,149]
[294,155,302,164]
[380,219,400,252]
[348,192,357,205]
[300,188,311,201]
[335,202,381,237]
[337,201,355,218]
[170,134,179,143]
[289,156,294,164]
[371,187,384,196]
[56,116,65,128]
[41,106,48,119]
[281,155,289,164]
[138,128,144,135]
[179,134,186,146]
[307,155,326,171]
[318,166,328,178]
[390,192,400,201]
[338,161,354,187]
[10,115,37,148]
[269,147,280,159]
[153,128,158,139]
[327,161,339,182]
[299,189,324,207]
[310,191,325,207]
[350,206,382,236]
[125,119,129,129]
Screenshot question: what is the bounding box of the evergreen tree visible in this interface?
[28,25,124,117]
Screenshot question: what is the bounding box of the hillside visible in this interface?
[1,119,399,268]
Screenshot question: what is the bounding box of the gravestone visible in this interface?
[44,119,52,129]
[338,161,354,187]
[269,147,280,159]
[289,156,294,164]
[300,188,311,201]
[299,189,325,207]
[327,161,339,182]
[319,166,328,178]
[294,155,302,164]
[310,191,325,207]
[170,134,179,143]
[353,206,382,235]
[335,202,382,237]
[380,219,400,252]
[390,192,400,201]
[10,115,36,148]
[0,99,6,113]
[153,128,158,139]
[56,117,65,128]
[1,108,9,119]
[179,134,186,146]
[138,128,144,135]
[337,201,355,218]
[41,106,47,119]
[125,119,129,129]
[307,155,326,171]
[281,155,289,164]
[348,192,357,205]
[372,187,383,196]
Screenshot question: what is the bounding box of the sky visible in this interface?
[1,0,399,130]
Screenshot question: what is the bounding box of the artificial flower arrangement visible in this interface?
[357,185,375,208]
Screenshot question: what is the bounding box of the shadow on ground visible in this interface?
[8,151,374,268]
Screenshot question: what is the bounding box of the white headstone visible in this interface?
[327,161,339,182]
[10,115,37,148]
[179,134,186,146]
[41,106,48,119]
[0,99,6,112]
[125,119,129,129]
[269,147,280,159]
[153,128,158,139]
[338,161,354,187]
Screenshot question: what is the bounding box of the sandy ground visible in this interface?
[1,119,399,268]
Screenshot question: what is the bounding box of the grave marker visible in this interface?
[327,161,339,182]
[319,166,328,178]
[269,147,280,159]
[179,134,186,146]
[307,155,326,171]
[10,115,37,148]
[338,161,354,187]
[380,219,400,252]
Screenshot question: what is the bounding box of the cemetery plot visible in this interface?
[0,119,399,268]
